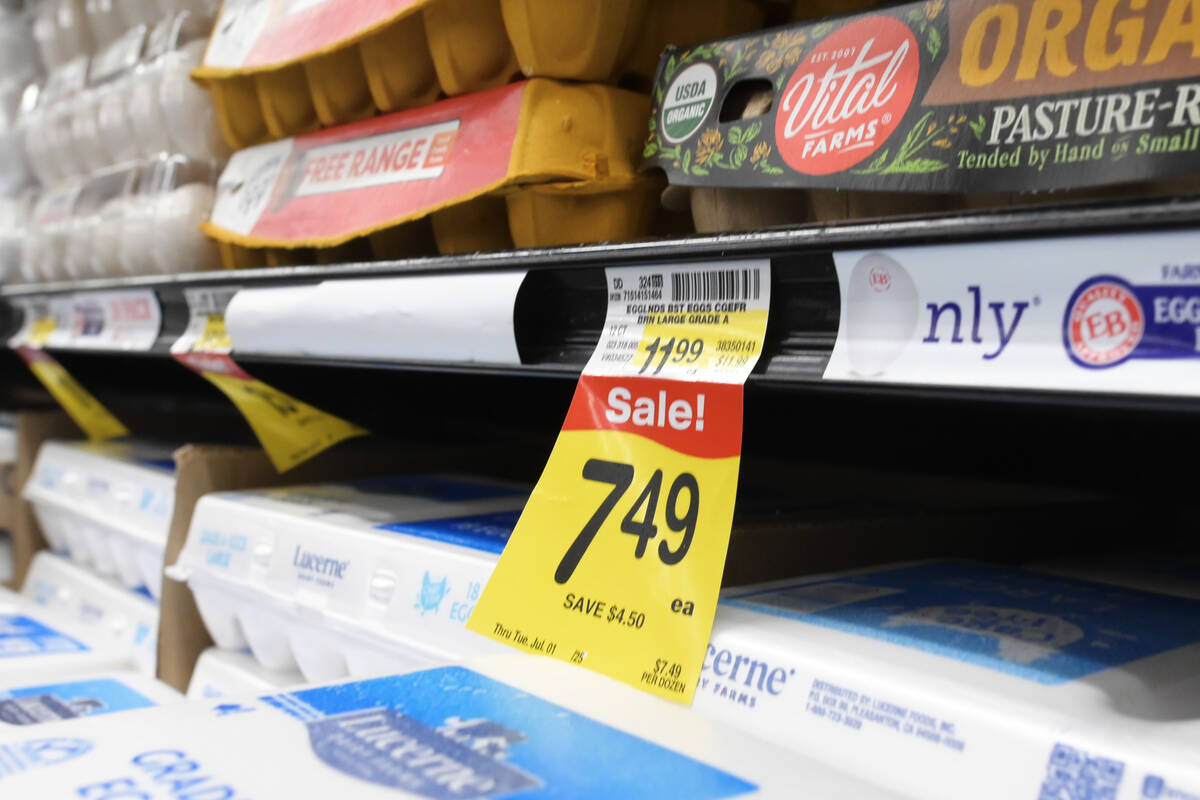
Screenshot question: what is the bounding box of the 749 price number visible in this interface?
[554,458,699,584]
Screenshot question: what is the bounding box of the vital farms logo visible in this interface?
[776,16,919,175]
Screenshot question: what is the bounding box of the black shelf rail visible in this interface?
[5,196,1200,412]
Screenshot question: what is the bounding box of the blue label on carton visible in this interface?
[377,510,520,554]
[725,562,1200,685]
[262,666,755,799]
[352,477,522,502]
[0,615,89,659]
[0,737,92,779]
[0,678,157,725]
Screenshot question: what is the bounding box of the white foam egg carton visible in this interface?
[697,560,1200,800]
[186,648,307,700]
[170,475,528,683]
[0,593,139,684]
[0,670,180,727]
[24,440,176,599]
[21,552,159,677]
[0,655,910,799]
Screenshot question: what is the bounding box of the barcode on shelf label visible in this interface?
[585,260,770,384]
[670,269,761,303]
[172,287,241,354]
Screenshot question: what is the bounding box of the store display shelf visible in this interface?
[5,196,1200,411]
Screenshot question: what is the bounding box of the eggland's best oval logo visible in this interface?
[661,63,718,143]
[1064,277,1145,368]
[776,16,919,175]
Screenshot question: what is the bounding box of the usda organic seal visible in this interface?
[661,63,718,143]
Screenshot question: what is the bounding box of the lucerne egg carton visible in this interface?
[0,655,914,799]
[694,560,1200,800]
[24,440,177,598]
[186,647,306,700]
[170,475,529,683]
[0,670,180,727]
[22,552,159,677]
[0,588,145,684]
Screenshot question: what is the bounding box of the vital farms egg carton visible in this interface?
[645,0,1200,230]
[22,552,160,677]
[0,656,911,799]
[170,475,529,683]
[204,78,659,262]
[23,440,177,599]
[197,0,768,149]
[695,560,1200,800]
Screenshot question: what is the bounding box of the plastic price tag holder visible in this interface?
[171,286,367,472]
[469,260,770,703]
[9,296,130,442]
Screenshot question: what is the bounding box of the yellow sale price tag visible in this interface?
[16,347,129,442]
[200,362,368,472]
[172,288,367,472]
[469,261,769,702]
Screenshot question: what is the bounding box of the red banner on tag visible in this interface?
[562,375,743,459]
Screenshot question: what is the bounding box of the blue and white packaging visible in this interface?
[0,671,180,726]
[187,648,307,700]
[169,476,528,683]
[23,440,177,598]
[1030,554,1200,601]
[696,561,1200,800]
[21,552,159,677]
[0,655,909,799]
[0,597,139,684]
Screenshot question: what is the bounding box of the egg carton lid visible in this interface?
[0,670,181,726]
[0,654,909,799]
[172,475,527,654]
[24,439,179,548]
[704,559,1200,796]
[0,599,138,683]
[22,552,158,631]
[719,559,1200,702]
[1028,554,1200,601]
[187,648,308,700]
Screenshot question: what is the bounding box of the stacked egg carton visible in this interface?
[9,0,230,284]
[23,439,178,600]
[197,0,773,269]
[169,475,529,689]
[0,439,187,726]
